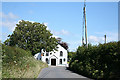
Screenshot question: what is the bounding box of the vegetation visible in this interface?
[4,20,58,55]
[68,52,76,62]
[1,20,70,78]
[0,41,2,79]
[69,41,120,79]
[2,45,48,78]
[57,37,69,50]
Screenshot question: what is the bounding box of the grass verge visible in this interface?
[2,45,48,78]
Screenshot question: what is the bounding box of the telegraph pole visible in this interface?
[104,35,106,43]
[82,0,88,47]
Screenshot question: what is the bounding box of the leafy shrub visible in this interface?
[69,41,120,79]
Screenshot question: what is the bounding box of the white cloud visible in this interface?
[28,10,34,14]
[61,30,69,35]
[0,32,9,42]
[43,22,49,30]
[1,12,19,32]
[2,20,17,31]
[67,40,82,46]
[67,40,82,52]
[43,22,48,26]
[52,29,70,36]
[0,12,18,20]
[1,12,19,42]
[52,35,59,38]
[95,31,118,42]
[88,35,104,44]
[88,32,118,45]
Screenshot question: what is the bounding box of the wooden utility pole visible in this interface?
[104,35,106,43]
[82,0,88,47]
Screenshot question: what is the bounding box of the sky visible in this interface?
[1,0,120,2]
[1,2,118,51]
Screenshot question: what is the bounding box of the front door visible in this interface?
[51,59,56,66]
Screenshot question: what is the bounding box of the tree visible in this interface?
[56,37,69,50]
[68,51,76,62]
[5,20,58,55]
[56,37,62,44]
[60,42,68,50]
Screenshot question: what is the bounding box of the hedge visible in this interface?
[69,41,120,79]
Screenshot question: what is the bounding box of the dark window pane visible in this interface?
[46,58,49,64]
[60,51,63,56]
[46,52,49,56]
[60,59,62,64]
[64,58,65,62]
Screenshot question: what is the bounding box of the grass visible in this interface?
[2,45,48,78]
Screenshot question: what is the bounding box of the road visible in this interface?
[38,66,89,79]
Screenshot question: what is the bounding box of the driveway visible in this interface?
[38,66,89,79]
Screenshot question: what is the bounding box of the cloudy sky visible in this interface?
[1,2,118,51]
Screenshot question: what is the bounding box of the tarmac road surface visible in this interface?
[38,66,90,79]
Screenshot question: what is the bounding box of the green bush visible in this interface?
[68,51,76,62]
[69,41,120,79]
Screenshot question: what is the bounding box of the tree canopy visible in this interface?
[4,20,58,55]
[56,37,69,50]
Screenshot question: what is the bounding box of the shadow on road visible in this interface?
[66,67,91,80]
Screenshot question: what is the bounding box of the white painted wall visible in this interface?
[34,52,41,60]
[40,44,68,66]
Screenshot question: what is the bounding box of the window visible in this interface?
[43,49,45,52]
[60,59,62,64]
[46,52,49,56]
[41,53,44,56]
[63,58,66,62]
[46,58,49,64]
[60,51,63,56]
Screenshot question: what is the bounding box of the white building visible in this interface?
[34,44,68,66]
